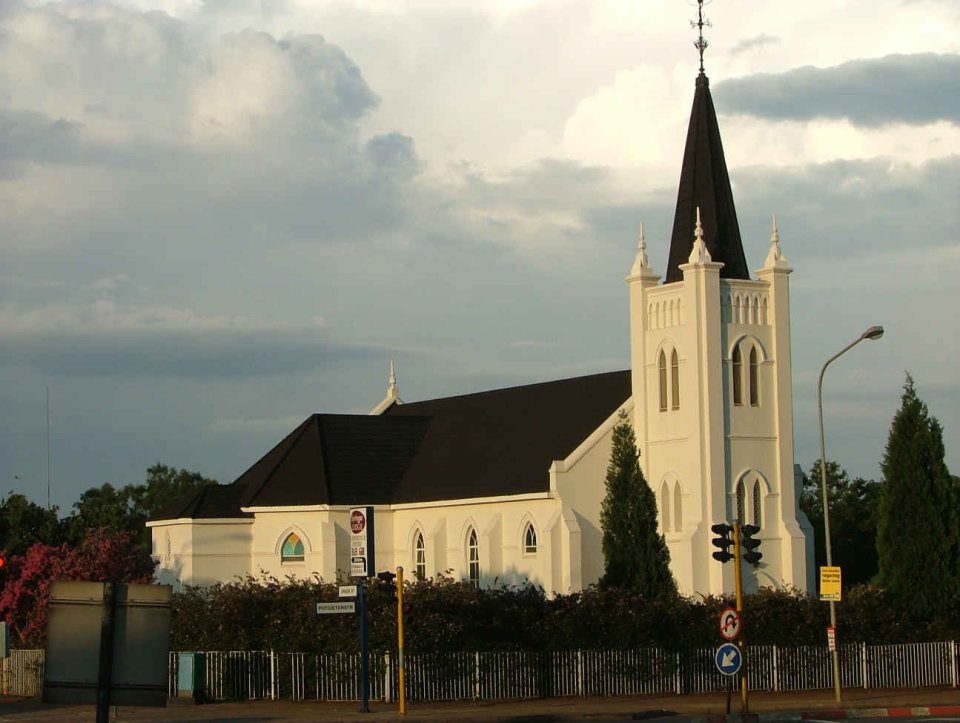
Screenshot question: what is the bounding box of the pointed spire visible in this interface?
[687,206,713,264]
[387,359,399,400]
[663,15,750,284]
[629,221,657,278]
[763,213,789,269]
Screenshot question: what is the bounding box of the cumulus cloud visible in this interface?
[716,53,960,127]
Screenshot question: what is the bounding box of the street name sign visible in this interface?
[714,643,742,676]
[719,608,741,641]
[819,566,842,601]
[338,585,358,598]
[316,602,355,615]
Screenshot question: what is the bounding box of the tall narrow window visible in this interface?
[673,481,683,532]
[670,349,680,410]
[414,531,426,580]
[658,351,668,412]
[660,483,671,533]
[281,532,305,562]
[523,523,537,554]
[735,480,745,523]
[467,528,480,587]
[732,345,743,406]
[749,346,759,407]
[752,480,762,527]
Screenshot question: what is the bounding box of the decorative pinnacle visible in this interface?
[688,206,713,263]
[630,220,655,277]
[764,213,789,268]
[387,360,398,398]
[691,0,712,74]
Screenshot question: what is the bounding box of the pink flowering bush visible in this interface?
[0,528,156,647]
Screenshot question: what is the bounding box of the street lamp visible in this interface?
[817,324,884,704]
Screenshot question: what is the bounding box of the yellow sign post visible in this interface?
[819,566,842,601]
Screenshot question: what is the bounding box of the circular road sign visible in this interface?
[719,607,742,641]
[350,509,366,534]
[715,642,742,676]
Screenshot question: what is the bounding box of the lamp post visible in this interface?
[817,324,884,704]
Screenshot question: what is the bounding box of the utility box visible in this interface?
[176,652,205,700]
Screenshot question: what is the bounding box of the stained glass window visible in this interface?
[281,532,305,562]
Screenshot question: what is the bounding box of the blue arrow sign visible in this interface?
[715,642,742,676]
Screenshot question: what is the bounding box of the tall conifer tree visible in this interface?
[876,374,957,619]
[599,410,676,597]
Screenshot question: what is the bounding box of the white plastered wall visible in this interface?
[148,518,252,590]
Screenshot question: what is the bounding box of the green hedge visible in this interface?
[170,575,960,653]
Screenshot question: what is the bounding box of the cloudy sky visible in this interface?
[1,0,957,512]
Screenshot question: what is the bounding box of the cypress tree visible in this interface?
[876,374,957,619]
[599,410,676,597]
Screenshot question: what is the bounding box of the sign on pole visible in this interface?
[819,566,842,601]
[826,625,836,652]
[316,602,356,615]
[338,585,358,598]
[350,507,375,578]
[714,643,742,676]
[719,608,742,641]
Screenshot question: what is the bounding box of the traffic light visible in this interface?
[740,524,763,565]
[711,523,734,563]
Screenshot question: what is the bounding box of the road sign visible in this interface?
[819,566,842,601]
[826,625,836,652]
[316,602,356,615]
[715,643,742,676]
[339,585,358,598]
[719,608,742,641]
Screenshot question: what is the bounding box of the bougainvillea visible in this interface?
[0,528,156,646]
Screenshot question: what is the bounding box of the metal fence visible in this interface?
[7,640,959,702]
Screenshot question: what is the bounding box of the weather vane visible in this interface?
[691,0,712,74]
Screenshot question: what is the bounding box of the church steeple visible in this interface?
[663,2,749,284]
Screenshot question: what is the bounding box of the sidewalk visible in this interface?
[0,687,958,722]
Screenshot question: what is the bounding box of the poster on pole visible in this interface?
[350,506,375,578]
[819,566,842,601]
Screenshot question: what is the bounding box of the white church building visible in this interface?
[148,63,815,598]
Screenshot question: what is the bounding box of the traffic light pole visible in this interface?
[732,523,747,713]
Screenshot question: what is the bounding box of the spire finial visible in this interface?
[387,360,398,399]
[764,212,789,268]
[629,220,656,277]
[688,206,713,263]
[691,0,711,75]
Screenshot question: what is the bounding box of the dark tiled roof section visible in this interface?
[665,72,750,283]
[239,414,430,508]
[150,483,251,521]
[385,370,631,503]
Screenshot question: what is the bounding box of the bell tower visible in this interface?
[626,3,812,596]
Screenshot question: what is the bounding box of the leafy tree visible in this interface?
[0,528,156,647]
[599,410,676,597]
[0,493,62,556]
[799,460,881,585]
[876,374,957,620]
[61,464,217,550]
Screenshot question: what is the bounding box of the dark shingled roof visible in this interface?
[384,370,631,503]
[150,482,251,521]
[153,370,631,520]
[665,72,750,283]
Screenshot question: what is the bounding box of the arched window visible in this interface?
[414,531,426,580]
[467,528,480,587]
[735,480,745,523]
[732,345,743,406]
[673,481,683,532]
[523,523,537,554]
[670,349,680,410]
[281,532,305,562]
[660,483,671,532]
[749,346,759,407]
[658,350,668,412]
[752,479,762,527]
